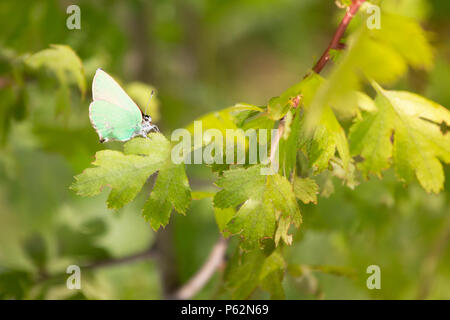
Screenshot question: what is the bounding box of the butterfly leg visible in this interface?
[151,124,160,133]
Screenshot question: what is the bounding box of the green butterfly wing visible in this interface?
[89,100,142,142]
[89,69,143,141]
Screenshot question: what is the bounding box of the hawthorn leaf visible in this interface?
[350,83,450,193]
[213,165,266,209]
[214,166,301,249]
[123,134,170,158]
[293,177,319,204]
[227,198,276,250]
[300,105,351,173]
[349,95,396,176]
[71,150,163,209]
[143,163,191,230]
[71,133,171,209]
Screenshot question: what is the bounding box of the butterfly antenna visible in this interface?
[144,90,154,115]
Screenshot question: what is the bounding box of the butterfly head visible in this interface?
[143,114,152,122]
[140,114,159,136]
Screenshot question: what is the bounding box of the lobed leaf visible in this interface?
[349,83,450,193]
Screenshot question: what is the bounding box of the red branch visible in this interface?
[312,0,366,74]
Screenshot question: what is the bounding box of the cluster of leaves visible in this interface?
[29,3,450,299]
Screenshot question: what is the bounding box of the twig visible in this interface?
[313,0,366,74]
[171,237,228,300]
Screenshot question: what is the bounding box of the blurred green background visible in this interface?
[1,0,450,299]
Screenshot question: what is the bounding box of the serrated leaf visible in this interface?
[143,163,191,230]
[71,133,170,209]
[300,105,351,173]
[349,96,396,176]
[227,198,277,250]
[349,83,450,193]
[214,165,266,209]
[71,150,162,209]
[293,177,319,204]
[214,166,301,249]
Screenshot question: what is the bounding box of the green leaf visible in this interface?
[224,248,285,299]
[71,149,162,209]
[25,44,86,96]
[350,83,450,193]
[187,103,264,148]
[214,165,266,209]
[214,166,301,249]
[124,134,171,159]
[279,109,302,176]
[214,207,235,237]
[227,198,277,250]
[300,105,351,173]
[369,13,433,70]
[71,133,170,209]
[293,177,319,204]
[259,250,286,299]
[277,73,352,174]
[72,133,191,229]
[143,163,191,230]
[349,95,396,176]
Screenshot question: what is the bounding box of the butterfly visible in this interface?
[89,69,158,143]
